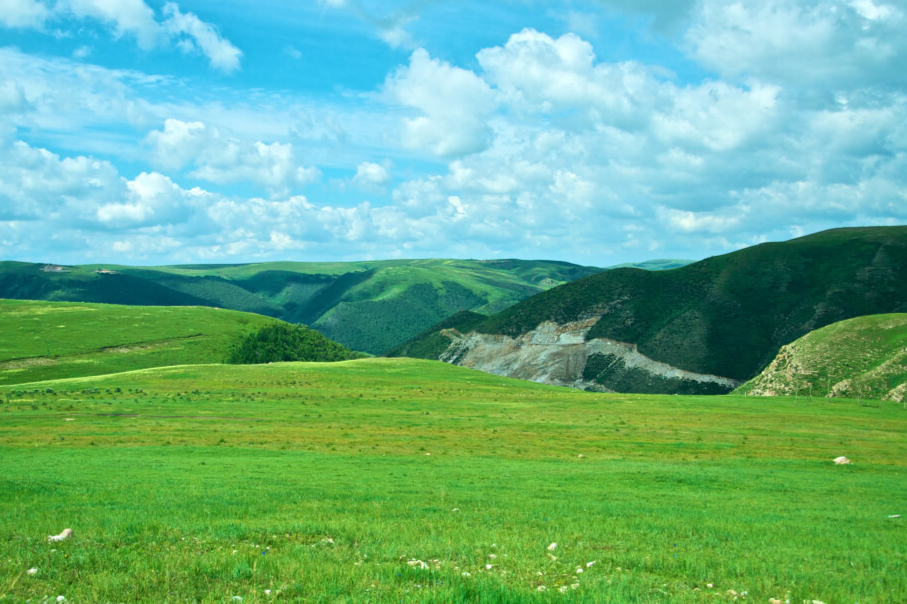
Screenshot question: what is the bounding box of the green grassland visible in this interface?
[1,358,905,603]
[0,259,613,355]
[394,227,907,393]
[738,313,907,401]
[0,300,293,386]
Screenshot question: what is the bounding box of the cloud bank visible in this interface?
[0,0,905,264]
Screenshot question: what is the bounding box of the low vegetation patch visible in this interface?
[225,323,365,364]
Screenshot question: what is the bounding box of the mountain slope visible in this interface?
[0,299,351,385]
[0,259,612,354]
[737,313,907,402]
[389,227,907,394]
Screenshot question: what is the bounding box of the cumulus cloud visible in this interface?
[478,28,661,122]
[686,0,907,88]
[145,118,321,196]
[352,161,392,191]
[384,49,497,157]
[3,2,907,265]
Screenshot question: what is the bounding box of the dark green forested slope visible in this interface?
[0,259,619,355]
[391,227,907,386]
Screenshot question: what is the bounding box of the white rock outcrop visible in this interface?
[438,318,739,392]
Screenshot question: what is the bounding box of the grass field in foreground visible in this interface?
[1,358,905,603]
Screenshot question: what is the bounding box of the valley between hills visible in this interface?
[1,226,906,604]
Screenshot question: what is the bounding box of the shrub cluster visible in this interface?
[226,323,363,364]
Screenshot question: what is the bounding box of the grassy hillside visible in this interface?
[0,300,352,385]
[0,259,609,354]
[0,358,904,603]
[737,313,907,401]
[391,227,907,392]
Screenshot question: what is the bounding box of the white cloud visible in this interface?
[662,208,743,234]
[653,81,781,152]
[63,0,161,49]
[2,5,907,265]
[96,171,200,228]
[685,0,907,87]
[384,48,497,157]
[352,161,391,190]
[1,0,242,72]
[0,80,31,113]
[145,118,208,170]
[0,0,50,28]
[0,138,124,221]
[161,2,242,73]
[478,29,663,125]
[145,118,321,196]
[193,141,321,193]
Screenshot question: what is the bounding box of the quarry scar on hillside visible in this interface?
[438,317,742,393]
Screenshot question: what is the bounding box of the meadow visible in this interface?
[0,300,282,386]
[1,358,905,603]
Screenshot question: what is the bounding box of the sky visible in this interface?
[0,0,905,267]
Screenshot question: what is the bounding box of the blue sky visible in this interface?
[1,0,905,266]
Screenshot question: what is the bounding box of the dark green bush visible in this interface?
[226,323,364,364]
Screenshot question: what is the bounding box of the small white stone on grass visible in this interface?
[586,561,596,567]
[461,572,471,577]
[56,598,66,603]
[485,564,493,570]
[833,456,851,465]
[451,508,459,512]
[488,554,497,559]
[48,528,73,542]
[27,568,37,575]
[547,542,557,551]
[576,567,583,573]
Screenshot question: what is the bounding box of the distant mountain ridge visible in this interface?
[389,227,907,394]
[0,258,630,354]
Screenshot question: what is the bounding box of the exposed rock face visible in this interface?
[438,318,741,394]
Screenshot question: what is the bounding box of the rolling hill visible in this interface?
[0,259,618,355]
[389,226,907,394]
[737,313,907,402]
[0,299,355,386]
